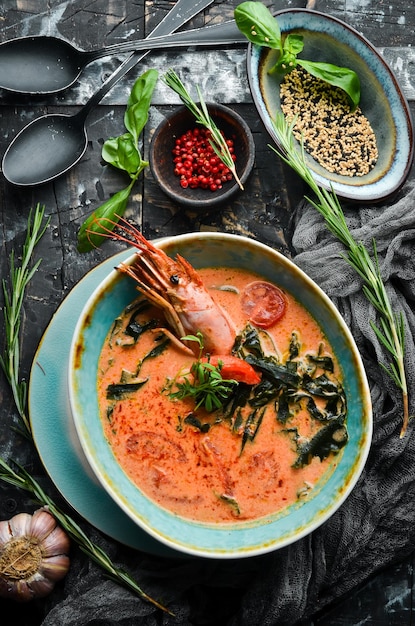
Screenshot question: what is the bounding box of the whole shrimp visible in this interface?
[92,217,236,356]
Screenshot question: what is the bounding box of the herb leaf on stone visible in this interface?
[102,134,141,174]
[77,69,158,253]
[124,70,159,144]
[77,183,134,253]
[234,1,360,109]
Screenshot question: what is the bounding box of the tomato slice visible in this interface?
[203,355,261,385]
[241,281,286,329]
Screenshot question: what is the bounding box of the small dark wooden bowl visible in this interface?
[149,103,255,209]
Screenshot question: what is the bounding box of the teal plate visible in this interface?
[69,233,373,559]
[29,250,180,557]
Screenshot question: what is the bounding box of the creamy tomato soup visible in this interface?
[97,266,347,524]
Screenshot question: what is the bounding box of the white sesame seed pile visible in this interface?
[280,67,378,177]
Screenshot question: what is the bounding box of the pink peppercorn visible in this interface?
[172,127,235,192]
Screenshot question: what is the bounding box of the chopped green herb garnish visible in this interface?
[168,333,238,412]
[237,324,347,456]
[218,493,241,515]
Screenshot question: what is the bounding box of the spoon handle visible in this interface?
[85,20,246,62]
[77,0,215,122]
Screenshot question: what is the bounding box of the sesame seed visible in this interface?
[280,67,378,177]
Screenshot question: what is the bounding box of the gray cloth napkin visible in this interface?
[40,182,415,626]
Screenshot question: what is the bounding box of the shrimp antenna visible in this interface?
[86,215,146,249]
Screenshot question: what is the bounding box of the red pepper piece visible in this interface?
[203,355,261,385]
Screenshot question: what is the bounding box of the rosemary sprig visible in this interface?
[163,69,244,190]
[271,113,409,436]
[0,457,172,615]
[0,203,50,438]
[0,203,173,613]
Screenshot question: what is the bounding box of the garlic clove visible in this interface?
[0,520,13,545]
[26,573,55,600]
[41,525,71,557]
[39,554,71,581]
[29,509,57,541]
[14,578,37,602]
[0,576,10,598]
[8,512,32,538]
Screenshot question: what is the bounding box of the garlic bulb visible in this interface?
[0,508,70,602]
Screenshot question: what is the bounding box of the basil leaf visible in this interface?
[124,68,159,144]
[284,34,304,56]
[102,134,141,174]
[270,52,297,75]
[298,59,361,110]
[268,35,304,75]
[101,137,120,166]
[77,69,158,253]
[77,183,133,253]
[234,1,281,49]
[234,1,361,108]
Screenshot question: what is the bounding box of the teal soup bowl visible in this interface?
[69,232,372,558]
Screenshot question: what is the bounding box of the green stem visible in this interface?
[163,69,244,189]
[271,114,409,436]
[0,204,174,613]
[0,204,49,437]
[0,457,173,614]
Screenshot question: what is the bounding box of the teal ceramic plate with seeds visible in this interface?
[247,8,414,204]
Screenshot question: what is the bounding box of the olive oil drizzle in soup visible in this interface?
[97,267,348,524]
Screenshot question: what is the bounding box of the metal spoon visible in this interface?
[2,0,216,187]
[0,20,245,95]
